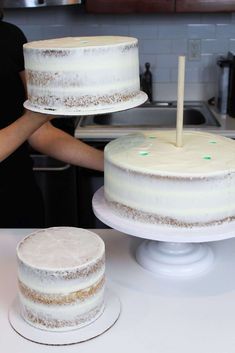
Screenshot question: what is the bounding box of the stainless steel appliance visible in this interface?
[32,155,78,227]
[228,51,235,118]
[216,56,230,115]
[215,51,235,118]
[31,117,78,227]
[1,0,81,8]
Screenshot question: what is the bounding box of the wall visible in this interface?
[3,5,235,101]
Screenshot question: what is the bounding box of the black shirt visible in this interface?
[0,21,44,227]
[0,20,34,185]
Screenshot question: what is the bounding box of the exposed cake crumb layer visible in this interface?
[18,276,105,305]
[21,299,105,331]
[107,199,235,228]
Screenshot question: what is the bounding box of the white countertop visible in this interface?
[2,228,235,353]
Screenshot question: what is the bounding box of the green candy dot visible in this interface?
[139,151,149,156]
[203,155,212,160]
[209,141,217,144]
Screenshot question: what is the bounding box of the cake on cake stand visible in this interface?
[93,56,235,279]
[93,187,235,278]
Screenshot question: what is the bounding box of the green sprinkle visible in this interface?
[203,155,212,160]
[209,141,217,144]
[139,151,149,156]
[148,136,157,139]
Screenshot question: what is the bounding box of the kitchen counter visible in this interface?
[75,104,235,140]
[2,228,235,353]
[208,106,235,138]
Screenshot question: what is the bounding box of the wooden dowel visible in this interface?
[176,56,185,147]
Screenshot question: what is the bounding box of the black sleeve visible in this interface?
[1,21,28,73]
[11,24,28,72]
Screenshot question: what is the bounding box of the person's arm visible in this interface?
[28,122,104,171]
[0,110,52,162]
[19,70,103,171]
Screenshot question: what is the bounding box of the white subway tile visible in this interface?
[142,39,171,54]
[129,25,158,39]
[188,24,216,39]
[201,39,229,54]
[171,39,188,54]
[158,24,188,39]
[216,24,235,38]
[156,54,179,68]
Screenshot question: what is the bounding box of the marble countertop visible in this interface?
[2,228,235,353]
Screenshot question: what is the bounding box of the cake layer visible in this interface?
[20,296,104,331]
[18,276,105,305]
[19,280,105,331]
[17,227,105,331]
[23,36,146,113]
[104,131,235,227]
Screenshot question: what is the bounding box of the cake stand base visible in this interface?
[92,187,235,278]
[136,240,214,277]
[8,288,120,346]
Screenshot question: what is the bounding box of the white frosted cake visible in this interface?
[17,227,105,331]
[104,130,235,228]
[23,36,147,115]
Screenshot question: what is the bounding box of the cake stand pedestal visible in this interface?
[93,187,235,278]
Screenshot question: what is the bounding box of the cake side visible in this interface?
[17,227,105,331]
[104,131,235,228]
[23,36,142,112]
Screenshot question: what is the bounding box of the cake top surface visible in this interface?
[17,227,104,270]
[105,130,235,176]
[24,36,137,49]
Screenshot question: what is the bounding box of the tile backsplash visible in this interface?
[4,6,235,101]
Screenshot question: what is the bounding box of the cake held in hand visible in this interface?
[104,130,235,228]
[23,36,147,115]
[17,227,105,331]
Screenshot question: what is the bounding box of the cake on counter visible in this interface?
[17,227,105,331]
[23,36,147,115]
[104,130,235,228]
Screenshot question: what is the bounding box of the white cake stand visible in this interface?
[93,187,235,278]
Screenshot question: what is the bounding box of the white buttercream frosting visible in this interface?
[24,36,137,49]
[105,130,235,176]
[17,227,104,270]
[104,130,235,227]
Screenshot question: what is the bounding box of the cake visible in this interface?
[23,36,147,115]
[104,130,235,228]
[17,227,105,331]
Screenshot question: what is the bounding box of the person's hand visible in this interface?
[24,109,54,123]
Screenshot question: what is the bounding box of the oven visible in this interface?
[31,117,79,228]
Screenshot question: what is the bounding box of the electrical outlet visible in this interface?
[188,39,201,61]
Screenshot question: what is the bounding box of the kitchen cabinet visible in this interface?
[176,0,235,13]
[86,0,235,13]
[85,0,175,14]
